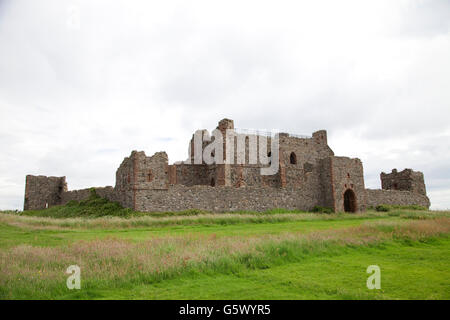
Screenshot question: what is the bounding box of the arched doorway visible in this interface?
[343,189,357,213]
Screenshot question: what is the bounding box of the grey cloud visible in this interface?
[0,0,449,209]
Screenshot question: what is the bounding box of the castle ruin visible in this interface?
[24,119,430,213]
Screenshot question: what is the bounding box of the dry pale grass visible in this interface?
[0,211,389,231]
[1,218,449,289]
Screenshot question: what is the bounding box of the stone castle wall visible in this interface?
[133,185,320,212]
[365,189,430,208]
[23,119,431,213]
[54,184,430,212]
[24,169,431,213]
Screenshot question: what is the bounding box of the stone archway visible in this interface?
[343,189,357,213]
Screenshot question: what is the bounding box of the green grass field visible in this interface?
[0,196,449,300]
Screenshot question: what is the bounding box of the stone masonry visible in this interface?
[24,119,431,212]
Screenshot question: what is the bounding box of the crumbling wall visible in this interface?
[60,187,117,204]
[24,175,67,210]
[381,168,427,196]
[366,189,430,208]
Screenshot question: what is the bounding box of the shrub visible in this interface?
[311,206,333,214]
[390,204,427,211]
[66,200,78,207]
[376,204,427,212]
[376,205,390,212]
[264,208,307,214]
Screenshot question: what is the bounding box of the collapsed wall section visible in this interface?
[60,187,117,204]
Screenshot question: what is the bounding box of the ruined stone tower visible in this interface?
[24,175,67,210]
[381,169,427,196]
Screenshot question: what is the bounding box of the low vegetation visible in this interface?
[0,196,448,300]
[375,204,427,212]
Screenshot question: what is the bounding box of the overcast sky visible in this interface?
[1,0,449,210]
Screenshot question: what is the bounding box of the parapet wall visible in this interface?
[365,189,430,208]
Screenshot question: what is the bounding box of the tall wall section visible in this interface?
[115,151,169,210]
[24,175,68,210]
[60,187,117,204]
[332,157,366,212]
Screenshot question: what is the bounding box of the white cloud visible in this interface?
[0,0,449,209]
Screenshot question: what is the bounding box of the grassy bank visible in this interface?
[17,189,313,219]
[0,210,449,299]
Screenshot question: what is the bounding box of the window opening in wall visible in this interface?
[290,152,297,164]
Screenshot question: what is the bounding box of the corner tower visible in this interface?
[381,168,427,196]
